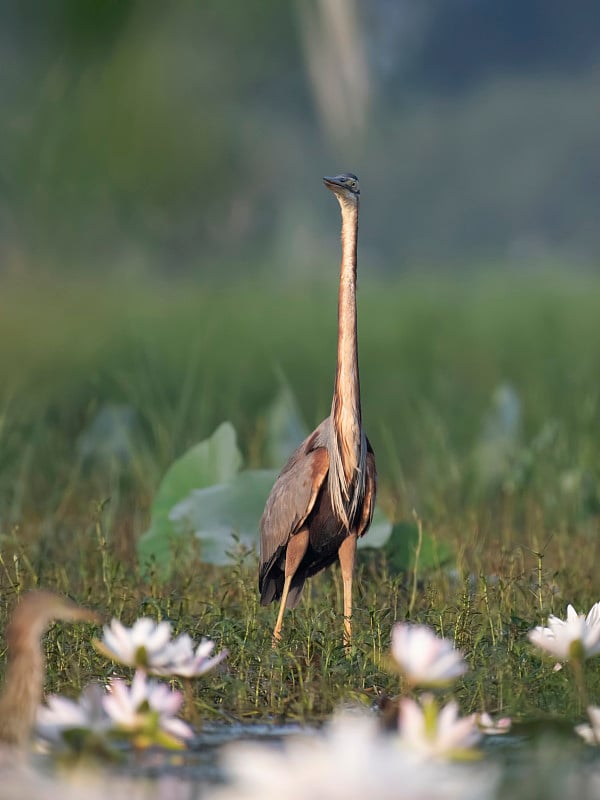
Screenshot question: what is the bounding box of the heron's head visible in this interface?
[7,590,102,648]
[323,173,360,208]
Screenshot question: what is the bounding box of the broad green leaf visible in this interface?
[169,469,279,565]
[173,471,392,564]
[264,383,307,468]
[381,522,454,573]
[357,504,393,549]
[137,422,242,575]
[138,409,396,579]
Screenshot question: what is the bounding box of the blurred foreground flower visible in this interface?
[398,694,481,760]
[37,684,112,752]
[94,618,227,678]
[475,712,511,735]
[390,623,468,687]
[575,706,600,745]
[153,634,228,678]
[37,675,194,755]
[209,711,497,800]
[94,619,174,672]
[0,764,199,800]
[528,603,600,661]
[104,672,193,750]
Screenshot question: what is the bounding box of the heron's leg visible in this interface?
[338,532,357,650]
[272,527,309,646]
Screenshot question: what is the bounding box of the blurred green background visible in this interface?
[2,0,600,551]
[3,0,600,275]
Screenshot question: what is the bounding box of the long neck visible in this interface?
[0,629,44,747]
[331,199,362,480]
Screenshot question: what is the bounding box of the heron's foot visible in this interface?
[343,615,352,655]
[271,627,282,649]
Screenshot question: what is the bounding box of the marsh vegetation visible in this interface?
[1,272,600,728]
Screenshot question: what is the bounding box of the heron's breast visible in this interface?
[335,405,362,481]
[307,484,348,555]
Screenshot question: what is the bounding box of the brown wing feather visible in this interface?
[259,423,330,599]
[357,438,377,538]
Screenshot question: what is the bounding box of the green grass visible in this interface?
[1,269,600,725]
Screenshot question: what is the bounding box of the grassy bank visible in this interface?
[0,270,599,723]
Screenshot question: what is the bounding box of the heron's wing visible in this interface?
[259,426,330,579]
[357,438,377,538]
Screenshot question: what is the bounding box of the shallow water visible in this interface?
[30,719,600,800]
[121,721,311,788]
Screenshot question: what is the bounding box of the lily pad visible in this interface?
[264,383,307,468]
[381,522,454,574]
[137,422,242,575]
[357,505,393,550]
[169,469,279,566]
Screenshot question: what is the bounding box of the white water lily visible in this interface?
[585,601,600,628]
[36,684,111,744]
[103,671,193,749]
[210,711,497,800]
[154,634,228,678]
[575,706,600,745]
[94,618,174,671]
[528,603,600,661]
[94,618,227,679]
[390,623,468,687]
[397,694,481,760]
[475,712,511,735]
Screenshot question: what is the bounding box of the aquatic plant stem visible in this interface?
[183,678,199,726]
[569,653,597,742]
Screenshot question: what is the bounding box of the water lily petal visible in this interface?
[161,716,194,741]
[140,620,172,653]
[391,623,467,686]
[102,620,134,661]
[528,603,600,662]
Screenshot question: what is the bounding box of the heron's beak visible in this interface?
[323,175,344,190]
[62,603,104,625]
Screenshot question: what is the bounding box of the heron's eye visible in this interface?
[349,180,357,190]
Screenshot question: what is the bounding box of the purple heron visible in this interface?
[0,590,100,747]
[259,173,376,647]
